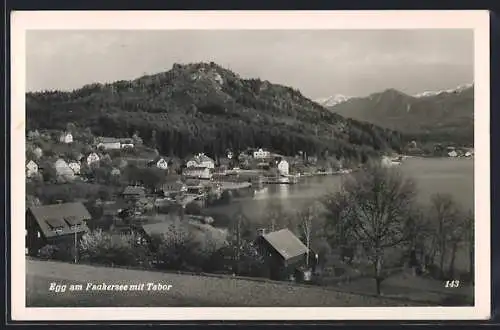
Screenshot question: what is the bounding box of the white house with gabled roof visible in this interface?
[86,152,100,166]
[26,160,38,178]
[59,132,73,144]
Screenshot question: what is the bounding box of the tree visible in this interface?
[229,205,254,274]
[464,210,474,281]
[324,162,417,295]
[132,131,143,146]
[295,202,323,268]
[140,167,167,192]
[262,199,292,232]
[322,190,356,264]
[428,193,463,278]
[151,129,157,149]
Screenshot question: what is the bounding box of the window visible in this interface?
[64,216,82,228]
[45,218,66,234]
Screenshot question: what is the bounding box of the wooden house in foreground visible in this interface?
[255,228,317,281]
[26,202,91,256]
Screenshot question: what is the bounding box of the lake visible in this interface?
[205,157,475,223]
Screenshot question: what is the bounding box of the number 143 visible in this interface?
[445,280,460,288]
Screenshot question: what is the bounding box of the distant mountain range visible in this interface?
[315,94,352,108]
[26,62,406,161]
[317,83,474,144]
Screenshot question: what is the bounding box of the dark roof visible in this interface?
[123,186,146,196]
[28,202,90,238]
[150,155,168,162]
[162,181,186,192]
[102,201,128,215]
[261,229,308,261]
[185,166,210,171]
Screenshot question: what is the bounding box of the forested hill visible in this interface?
[26,62,406,160]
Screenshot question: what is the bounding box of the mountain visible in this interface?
[326,85,474,144]
[315,94,351,107]
[26,62,406,161]
[413,83,473,98]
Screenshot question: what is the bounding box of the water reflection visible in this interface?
[253,186,269,200]
[278,184,289,199]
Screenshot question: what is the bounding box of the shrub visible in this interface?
[38,244,59,259]
[79,229,151,267]
[153,224,200,270]
[38,243,75,262]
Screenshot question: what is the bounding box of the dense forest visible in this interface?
[327,86,474,146]
[26,62,407,161]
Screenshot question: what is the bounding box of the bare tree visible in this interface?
[325,162,417,295]
[464,210,474,281]
[296,204,320,268]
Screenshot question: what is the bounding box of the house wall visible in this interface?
[99,142,121,150]
[60,134,73,144]
[121,143,134,149]
[200,161,215,169]
[157,159,169,170]
[26,162,38,177]
[26,212,44,256]
[186,160,198,168]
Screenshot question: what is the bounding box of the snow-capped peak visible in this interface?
[315,94,351,107]
[414,82,473,98]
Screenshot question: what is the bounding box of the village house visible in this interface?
[186,153,215,169]
[102,201,128,230]
[25,202,91,256]
[122,186,146,201]
[183,166,212,180]
[161,179,188,198]
[120,138,135,149]
[306,155,318,165]
[97,137,122,150]
[26,160,39,178]
[253,148,271,159]
[67,161,81,175]
[277,159,290,176]
[448,150,458,158]
[86,152,100,166]
[59,132,73,144]
[255,228,317,281]
[148,156,169,170]
[55,158,75,181]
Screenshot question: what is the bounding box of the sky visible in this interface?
[26,29,474,99]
